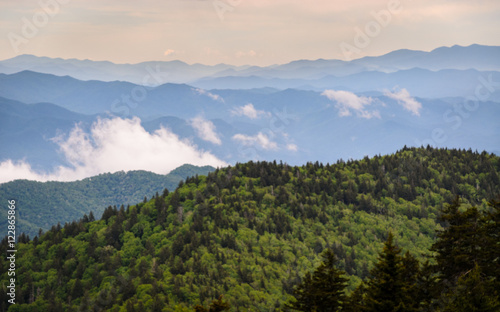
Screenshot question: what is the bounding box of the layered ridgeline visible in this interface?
[1,147,499,311]
[0,164,215,239]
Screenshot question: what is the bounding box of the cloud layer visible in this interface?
[384,88,422,116]
[189,116,222,145]
[194,88,224,102]
[322,90,380,119]
[231,103,270,119]
[232,132,277,150]
[0,117,227,183]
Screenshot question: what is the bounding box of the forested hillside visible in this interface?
[0,164,215,239]
[1,147,498,311]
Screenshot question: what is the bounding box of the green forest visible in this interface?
[0,164,215,239]
[1,147,499,311]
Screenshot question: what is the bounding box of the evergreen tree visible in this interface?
[359,232,419,312]
[287,249,348,311]
[431,197,484,284]
[431,197,500,310]
[439,264,500,312]
[193,295,231,312]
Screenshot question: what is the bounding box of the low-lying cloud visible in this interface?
[194,88,224,102]
[0,117,227,184]
[232,132,278,150]
[322,90,380,119]
[384,88,422,116]
[189,116,222,145]
[231,103,271,119]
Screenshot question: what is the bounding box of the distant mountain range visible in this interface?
[190,68,500,97]
[0,164,215,238]
[1,44,499,87]
[0,44,499,184]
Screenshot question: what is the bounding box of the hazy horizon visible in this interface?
[2,0,500,66]
[2,43,494,67]
[1,0,499,183]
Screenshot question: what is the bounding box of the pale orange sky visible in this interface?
[1,0,499,65]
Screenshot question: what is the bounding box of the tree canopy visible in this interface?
[0,147,498,311]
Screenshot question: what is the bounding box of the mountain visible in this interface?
[0,54,241,85]
[2,82,500,175]
[0,71,235,118]
[1,147,498,310]
[352,44,500,71]
[0,164,215,239]
[0,54,243,84]
[1,45,499,182]
[191,68,500,99]
[1,44,499,86]
[0,96,97,170]
[1,68,499,119]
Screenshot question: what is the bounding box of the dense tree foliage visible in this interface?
[193,296,230,312]
[0,165,214,238]
[358,232,419,311]
[295,195,500,311]
[429,197,500,311]
[0,147,498,311]
[286,249,348,311]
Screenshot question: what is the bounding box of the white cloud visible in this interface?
[0,160,51,183]
[321,90,380,119]
[384,88,422,116]
[0,117,227,184]
[231,103,271,119]
[232,132,278,150]
[193,88,224,102]
[286,144,298,151]
[189,116,222,145]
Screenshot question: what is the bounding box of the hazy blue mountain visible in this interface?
[0,96,97,170]
[1,45,499,179]
[3,69,498,121]
[0,70,142,113]
[191,68,500,100]
[0,71,235,118]
[0,54,241,85]
[1,78,499,175]
[0,164,215,239]
[352,44,500,71]
[1,44,499,86]
[0,95,264,172]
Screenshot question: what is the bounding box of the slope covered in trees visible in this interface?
[1,147,498,311]
[0,164,215,239]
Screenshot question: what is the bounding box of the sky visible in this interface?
[1,0,500,66]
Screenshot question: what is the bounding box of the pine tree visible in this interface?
[431,197,500,310]
[440,264,500,312]
[287,249,348,311]
[359,232,419,312]
[431,197,484,284]
[194,295,231,311]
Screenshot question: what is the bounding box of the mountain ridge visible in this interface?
[1,44,499,86]
[0,164,216,239]
[1,147,498,310]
